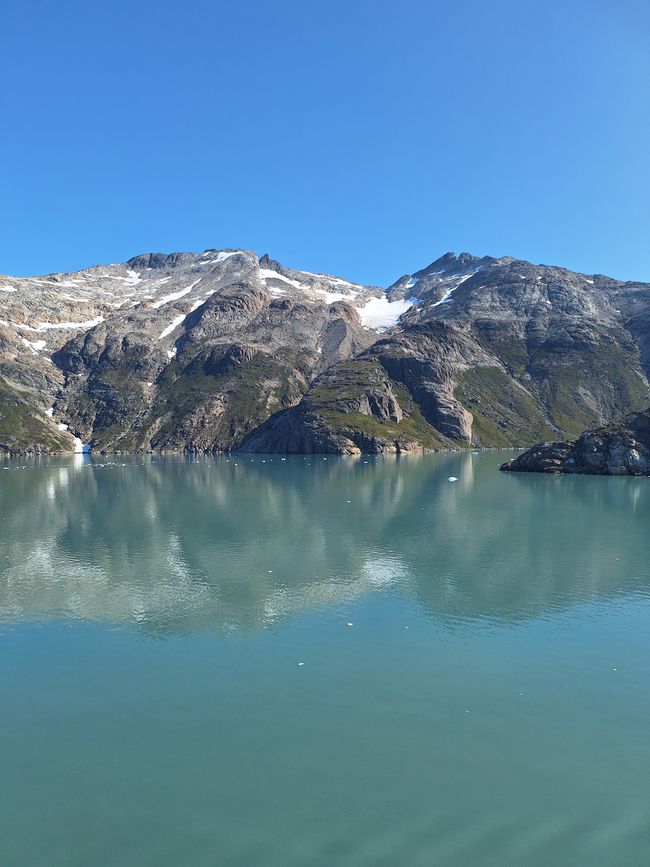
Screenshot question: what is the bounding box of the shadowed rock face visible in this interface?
[500,408,650,475]
[1,248,650,454]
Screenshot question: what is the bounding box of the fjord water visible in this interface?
[1,453,649,867]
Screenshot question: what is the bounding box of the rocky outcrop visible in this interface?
[500,408,650,474]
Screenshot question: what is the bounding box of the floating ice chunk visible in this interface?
[347,622,354,627]
[448,476,458,482]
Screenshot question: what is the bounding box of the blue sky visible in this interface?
[1,0,649,284]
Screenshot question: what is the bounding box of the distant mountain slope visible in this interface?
[1,249,649,455]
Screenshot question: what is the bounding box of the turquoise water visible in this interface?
[1,452,649,866]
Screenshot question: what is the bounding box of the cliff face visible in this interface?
[1,249,650,455]
[500,409,650,475]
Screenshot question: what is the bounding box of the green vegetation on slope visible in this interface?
[0,376,70,454]
[530,340,649,437]
[455,367,557,447]
[306,359,452,450]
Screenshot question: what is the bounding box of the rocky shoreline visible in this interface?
[500,409,650,475]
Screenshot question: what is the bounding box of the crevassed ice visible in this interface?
[73,437,90,454]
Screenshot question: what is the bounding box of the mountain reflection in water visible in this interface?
[1,452,648,636]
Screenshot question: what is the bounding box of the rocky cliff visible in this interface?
[1,249,649,455]
[500,408,650,475]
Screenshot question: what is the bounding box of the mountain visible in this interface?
[500,408,650,475]
[1,249,649,455]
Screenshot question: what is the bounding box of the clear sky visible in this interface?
[2,0,649,284]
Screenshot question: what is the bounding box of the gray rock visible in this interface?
[2,248,650,454]
[500,409,650,475]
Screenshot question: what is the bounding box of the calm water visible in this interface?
[1,452,649,866]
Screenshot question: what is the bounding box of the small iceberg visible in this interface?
[448,476,458,482]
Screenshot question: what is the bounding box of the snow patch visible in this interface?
[357,295,414,330]
[201,250,244,264]
[152,279,202,309]
[96,270,141,285]
[260,268,305,289]
[20,338,47,353]
[0,285,17,292]
[158,315,186,340]
[299,270,363,289]
[167,347,177,359]
[318,290,348,304]
[35,317,105,330]
[430,274,472,308]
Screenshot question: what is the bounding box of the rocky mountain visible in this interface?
[1,248,649,455]
[500,408,650,475]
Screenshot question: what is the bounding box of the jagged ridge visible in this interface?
[1,249,649,455]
